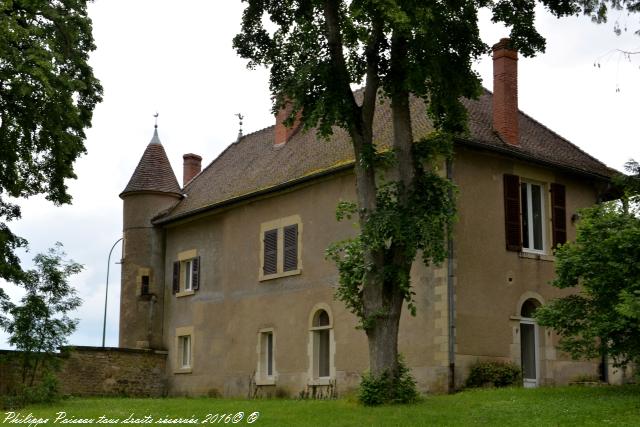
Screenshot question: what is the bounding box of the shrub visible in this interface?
[1,370,60,409]
[359,356,419,406]
[465,361,521,388]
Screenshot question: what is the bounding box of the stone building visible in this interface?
[118,40,616,396]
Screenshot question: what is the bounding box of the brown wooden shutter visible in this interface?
[283,224,298,271]
[192,256,200,290]
[504,174,522,251]
[172,261,180,294]
[550,183,567,248]
[263,229,278,275]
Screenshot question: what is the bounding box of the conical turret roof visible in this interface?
[120,128,182,198]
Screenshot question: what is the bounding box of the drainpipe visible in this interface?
[446,158,456,393]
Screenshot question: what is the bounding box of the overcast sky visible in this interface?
[0,1,638,349]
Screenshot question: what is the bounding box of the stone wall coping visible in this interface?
[0,346,168,356]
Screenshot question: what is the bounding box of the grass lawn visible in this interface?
[7,385,640,426]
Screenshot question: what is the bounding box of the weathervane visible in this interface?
[235,113,244,140]
[154,112,159,129]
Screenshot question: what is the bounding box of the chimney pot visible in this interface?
[183,153,202,186]
[492,38,519,146]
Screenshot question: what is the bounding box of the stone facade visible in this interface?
[0,347,167,397]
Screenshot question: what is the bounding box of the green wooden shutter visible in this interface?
[504,174,522,251]
[283,224,298,271]
[550,183,567,248]
[263,229,278,275]
[192,256,200,290]
[172,261,180,294]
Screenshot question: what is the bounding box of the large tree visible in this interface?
[234,0,639,400]
[0,0,102,283]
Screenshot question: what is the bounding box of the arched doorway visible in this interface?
[520,298,541,388]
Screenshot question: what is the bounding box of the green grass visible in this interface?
[8,385,640,426]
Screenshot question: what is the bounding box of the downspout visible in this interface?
[446,158,456,393]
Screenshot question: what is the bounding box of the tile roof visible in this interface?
[156,90,613,223]
[120,129,182,198]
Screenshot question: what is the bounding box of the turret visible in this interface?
[119,126,181,349]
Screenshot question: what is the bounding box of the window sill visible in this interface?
[176,290,195,298]
[255,378,276,386]
[259,269,301,282]
[174,367,192,374]
[308,378,333,386]
[519,252,555,262]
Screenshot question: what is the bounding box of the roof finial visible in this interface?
[154,112,159,129]
[235,113,244,141]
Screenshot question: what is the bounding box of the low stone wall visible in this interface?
[0,346,167,397]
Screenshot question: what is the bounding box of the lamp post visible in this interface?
[102,237,123,347]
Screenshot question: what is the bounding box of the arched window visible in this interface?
[310,309,332,379]
[520,298,540,318]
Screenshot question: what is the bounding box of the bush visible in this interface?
[1,370,60,409]
[465,361,521,388]
[359,356,419,406]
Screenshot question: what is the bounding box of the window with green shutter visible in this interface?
[263,229,278,275]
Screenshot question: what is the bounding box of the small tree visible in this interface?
[535,164,640,366]
[1,243,83,386]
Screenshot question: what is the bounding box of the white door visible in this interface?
[520,319,539,388]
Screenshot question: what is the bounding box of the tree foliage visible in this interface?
[536,165,640,366]
[0,0,102,283]
[234,0,640,403]
[0,243,83,385]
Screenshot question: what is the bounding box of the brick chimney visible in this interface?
[274,100,302,146]
[492,38,519,146]
[183,153,202,186]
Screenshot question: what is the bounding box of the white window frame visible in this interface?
[174,326,194,374]
[183,259,193,291]
[521,181,547,254]
[179,335,191,369]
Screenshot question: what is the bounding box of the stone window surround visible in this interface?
[307,303,336,386]
[136,267,151,297]
[255,327,277,386]
[259,214,303,281]
[174,326,194,374]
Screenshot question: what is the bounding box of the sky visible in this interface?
[0,1,638,349]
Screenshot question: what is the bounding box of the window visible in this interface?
[259,216,302,280]
[141,275,150,296]
[172,253,200,295]
[521,182,546,252]
[183,259,194,291]
[179,335,191,369]
[520,298,541,388]
[174,326,194,373]
[503,174,566,253]
[257,329,275,384]
[310,309,332,379]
